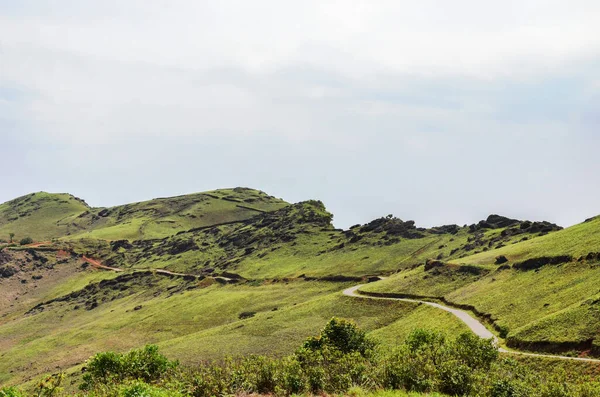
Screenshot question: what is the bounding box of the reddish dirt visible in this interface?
[56,250,70,259]
[82,256,124,272]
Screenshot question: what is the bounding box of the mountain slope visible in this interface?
[0,192,90,242]
[0,188,598,387]
[361,215,600,355]
[0,188,288,242]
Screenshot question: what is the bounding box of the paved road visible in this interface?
[343,284,600,363]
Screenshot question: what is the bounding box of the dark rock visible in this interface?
[429,224,460,235]
[168,239,198,255]
[0,266,17,278]
[98,209,111,217]
[513,255,573,270]
[359,216,425,239]
[424,259,445,271]
[111,240,133,251]
[239,311,256,319]
[495,256,509,265]
[486,214,521,228]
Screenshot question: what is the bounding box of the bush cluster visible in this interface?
[3,319,600,396]
[80,344,178,391]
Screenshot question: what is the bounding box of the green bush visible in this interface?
[0,387,23,397]
[491,379,526,397]
[19,237,33,246]
[81,345,177,391]
[119,381,183,397]
[71,326,600,397]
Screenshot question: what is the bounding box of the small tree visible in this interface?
[8,233,14,243]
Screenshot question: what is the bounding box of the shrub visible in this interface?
[450,332,498,370]
[120,380,184,397]
[19,237,33,246]
[123,344,176,383]
[302,318,376,357]
[35,373,64,397]
[81,345,177,391]
[491,379,525,397]
[0,387,23,397]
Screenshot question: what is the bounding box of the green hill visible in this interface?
[1,189,599,390]
[0,188,288,242]
[361,215,600,355]
[0,192,90,242]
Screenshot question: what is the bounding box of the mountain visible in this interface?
[0,188,598,388]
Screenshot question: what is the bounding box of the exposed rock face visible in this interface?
[468,214,562,235]
[513,255,573,270]
[359,216,425,239]
[424,259,445,271]
[0,251,12,266]
[495,255,509,265]
[486,215,521,228]
[0,265,17,278]
[111,240,133,251]
[429,224,460,235]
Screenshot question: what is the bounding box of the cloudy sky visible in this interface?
[0,1,599,228]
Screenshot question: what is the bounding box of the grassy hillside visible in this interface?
[0,188,288,242]
[0,192,90,242]
[452,215,600,265]
[1,188,599,390]
[0,248,468,386]
[361,216,600,355]
[63,209,563,279]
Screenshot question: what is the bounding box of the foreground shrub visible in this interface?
[68,322,600,397]
[81,345,177,391]
[379,329,498,394]
[0,387,23,397]
[119,381,184,397]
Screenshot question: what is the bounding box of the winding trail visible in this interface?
[81,255,232,281]
[82,256,124,272]
[343,283,600,363]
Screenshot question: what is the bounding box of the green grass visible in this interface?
[0,192,90,241]
[0,276,469,386]
[64,188,288,241]
[453,216,600,265]
[0,188,288,243]
[362,256,600,353]
[2,188,600,387]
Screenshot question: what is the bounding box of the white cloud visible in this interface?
[0,1,599,227]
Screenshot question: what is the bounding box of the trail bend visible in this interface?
[343,284,600,364]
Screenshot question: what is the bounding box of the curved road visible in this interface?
[343,284,600,363]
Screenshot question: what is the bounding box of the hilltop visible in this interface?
[0,188,599,390]
[0,188,288,242]
[0,192,90,242]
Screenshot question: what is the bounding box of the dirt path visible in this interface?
[343,283,600,363]
[80,255,232,281]
[82,256,124,272]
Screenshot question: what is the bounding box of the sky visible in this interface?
[0,1,599,229]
